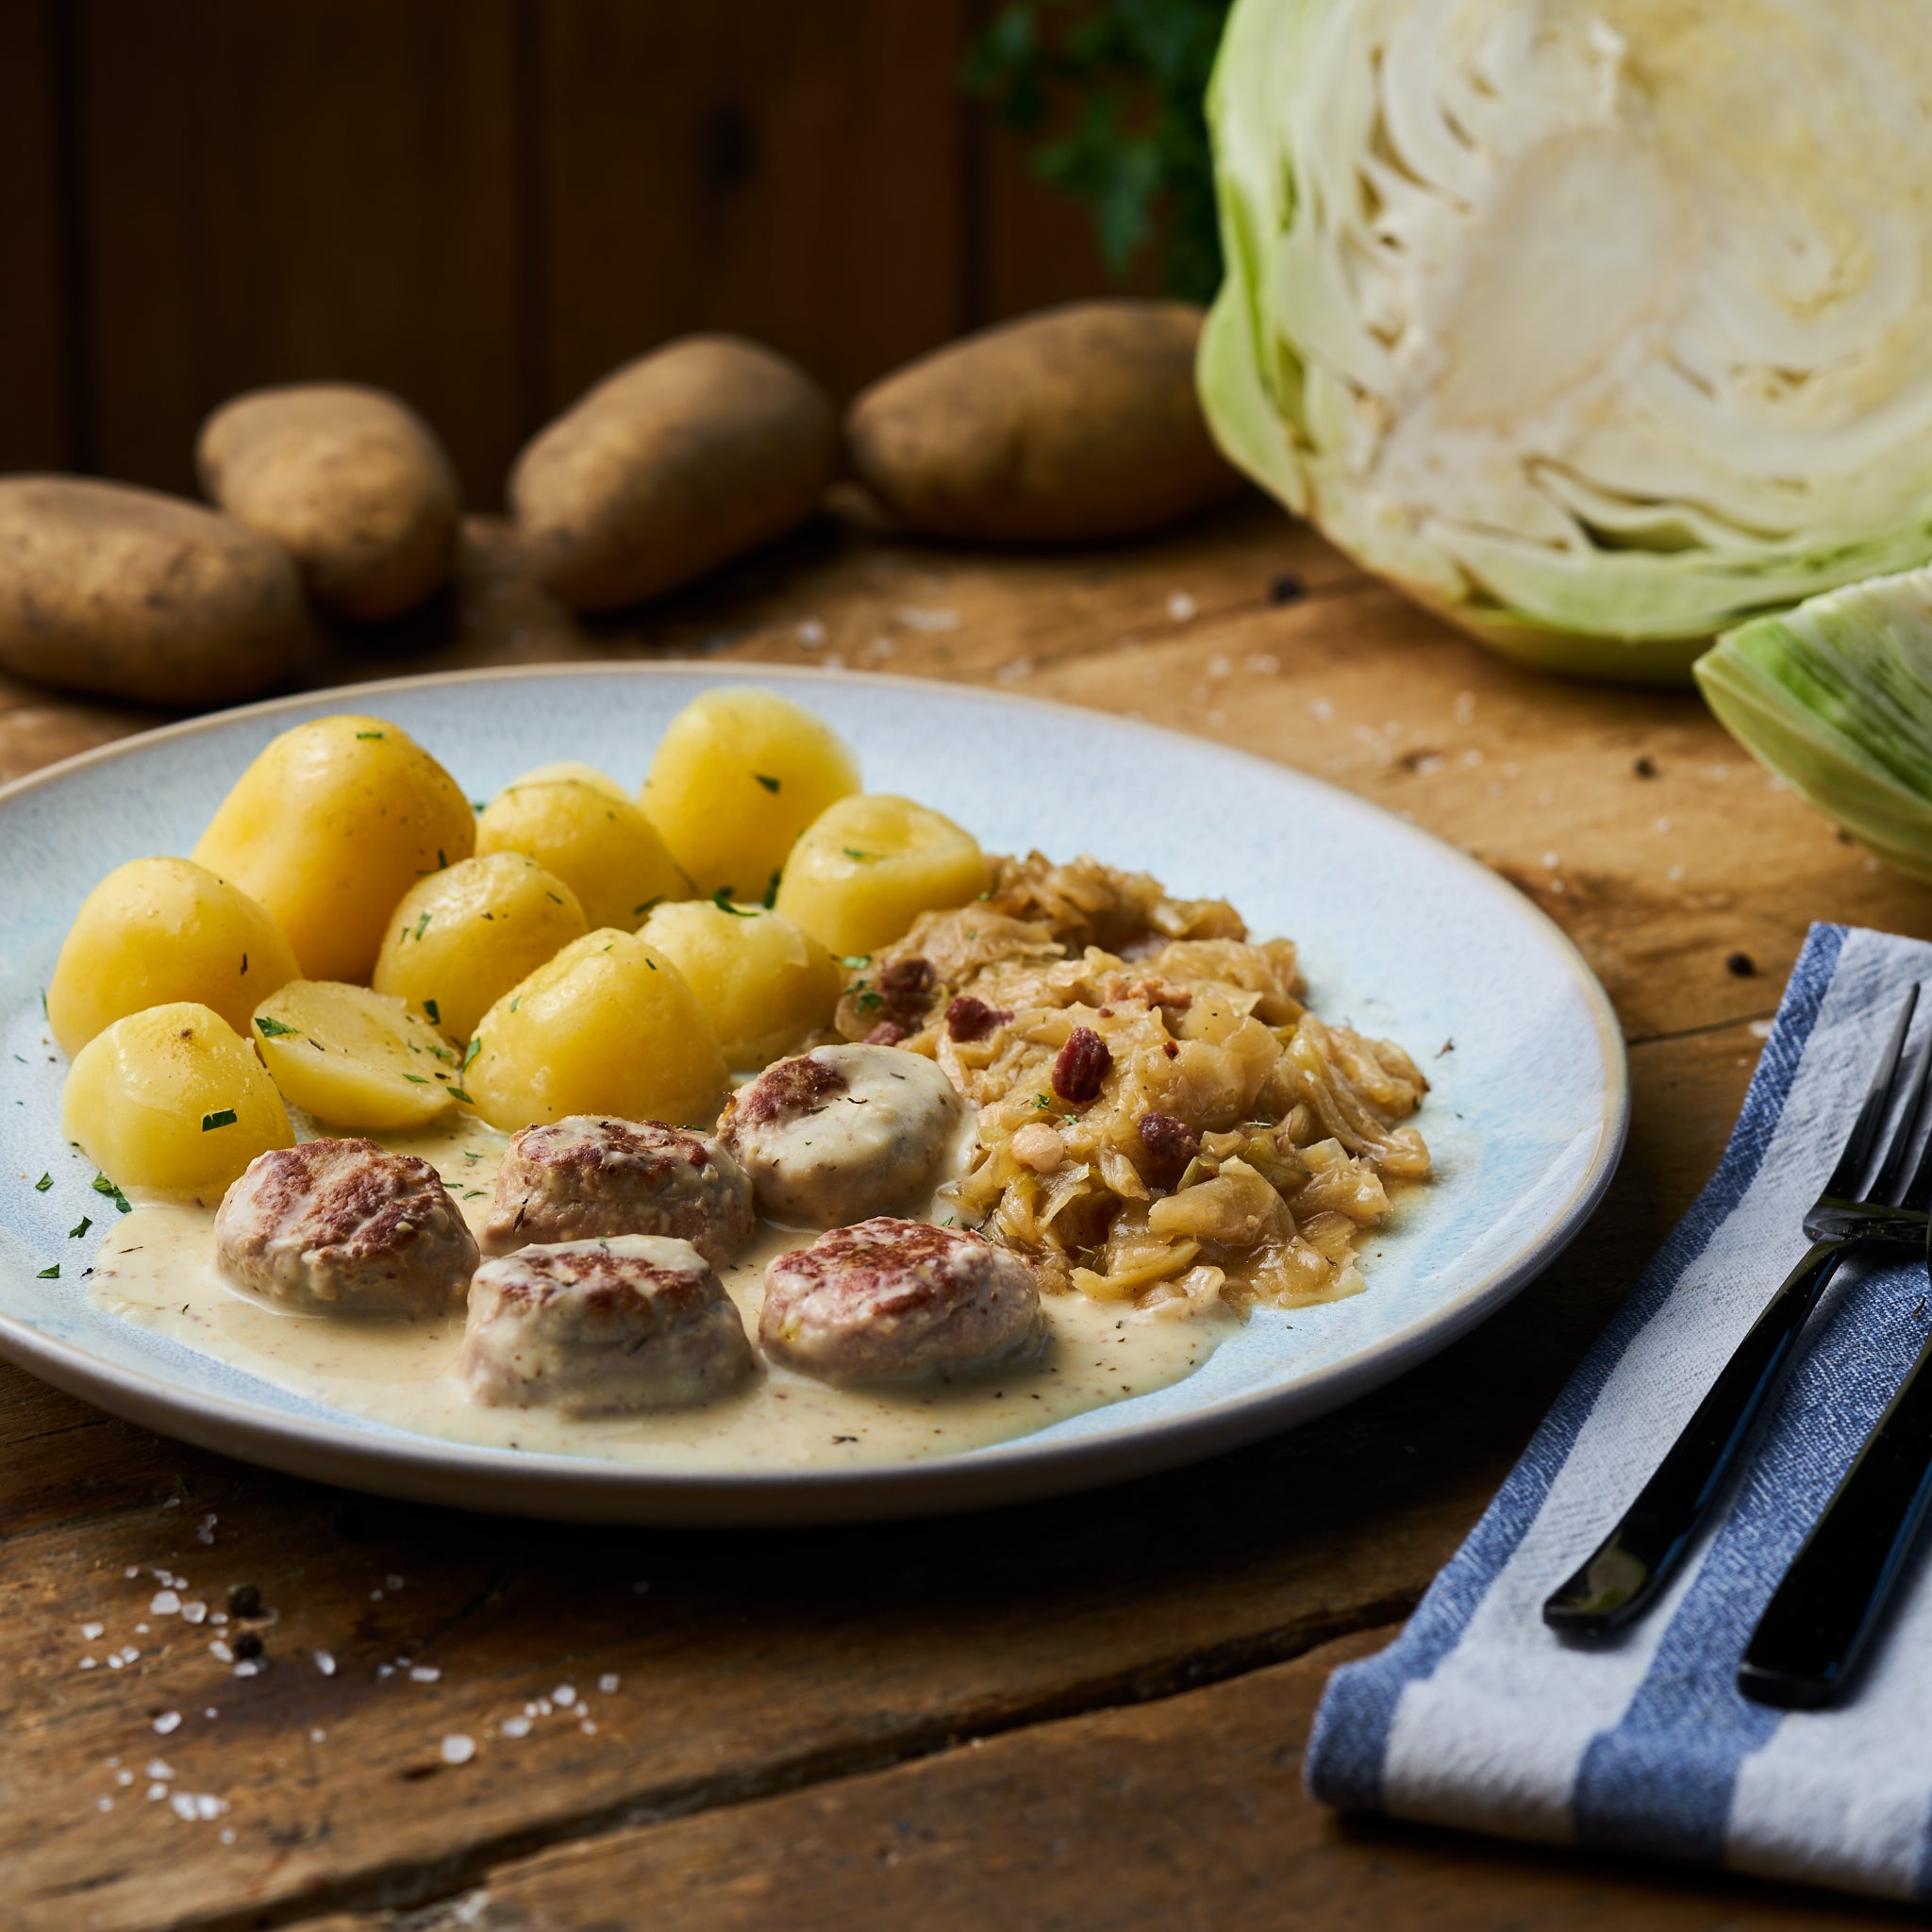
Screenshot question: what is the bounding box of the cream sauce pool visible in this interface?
[87,1117,1232,1472]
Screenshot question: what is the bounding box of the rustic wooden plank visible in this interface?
[536,0,973,413]
[0,1019,1758,1931]
[0,0,72,471]
[314,1627,1902,1932]
[75,0,522,506]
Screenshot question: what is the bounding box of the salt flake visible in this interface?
[440,1734,475,1766]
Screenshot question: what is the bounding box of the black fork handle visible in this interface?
[1544,1241,1847,1636]
[1740,1314,1932,1709]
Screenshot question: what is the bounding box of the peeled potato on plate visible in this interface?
[640,899,840,1067]
[251,981,461,1131]
[46,856,299,1058]
[475,774,687,933]
[775,793,989,957]
[61,1002,293,1199]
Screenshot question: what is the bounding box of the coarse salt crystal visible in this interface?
[96,1796,112,1812]
[151,1591,179,1616]
[220,1828,236,1844]
[80,1621,104,1641]
[796,619,825,646]
[409,1665,440,1683]
[135,1624,149,1635]
[195,1514,216,1545]
[1749,1019,1774,1040]
[895,606,959,633]
[579,1719,596,1735]
[204,1707,217,1719]
[115,1770,133,1787]
[552,1685,575,1707]
[1166,591,1196,622]
[208,1640,233,1662]
[160,1496,179,1510]
[598,1674,620,1694]
[124,1566,140,1578]
[181,1601,207,1624]
[146,1783,168,1801]
[370,1589,384,1601]
[233,1658,261,1678]
[108,1655,124,1671]
[153,1711,181,1735]
[377,1663,395,1681]
[1541,852,1558,869]
[499,1715,532,1739]
[440,1734,475,1766]
[79,1657,96,1670]
[309,1728,325,1743]
[146,1758,173,1780]
[313,1649,336,1676]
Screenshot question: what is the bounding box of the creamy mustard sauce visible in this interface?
[87,1115,1231,1472]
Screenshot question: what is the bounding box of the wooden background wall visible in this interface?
[0,0,1134,510]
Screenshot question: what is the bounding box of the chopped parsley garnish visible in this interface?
[840,955,873,971]
[36,1264,58,1279]
[855,985,883,1013]
[842,848,874,862]
[402,1073,429,1084]
[414,850,448,875]
[544,891,563,906]
[422,998,441,1026]
[712,890,757,917]
[410,911,431,942]
[34,1173,51,1192]
[202,1108,239,1132]
[449,1087,475,1107]
[69,1216,92,1240]
[461,1037,482,1074]
[255,1015,299,1039]
[240,952,248,975]
[761,871,781,909]
[470,798,488,813]
[92,1174,131,1212]
[753,773,782,793]
[356,730,386,740]
[508,996,520,1011]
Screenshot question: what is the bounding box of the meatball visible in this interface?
[720,1043,961,1226]
[481,1115,753,1264]
[760,1217,1041,1383]
[459,1235,755,1414]
[215,1138,478,1317]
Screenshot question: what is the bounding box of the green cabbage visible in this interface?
[1696,570,1932,877]
[1198,0,1932,683]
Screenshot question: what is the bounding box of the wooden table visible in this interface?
[7,498,1928,1932]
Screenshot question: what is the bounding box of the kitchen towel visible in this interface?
[1307,921,1932,1903]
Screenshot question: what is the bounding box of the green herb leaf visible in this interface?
[857,988,883,1012]
[34,1172,51,1192]
[422,998,441,1027]
[91,1174,131,1213]
[69,1216,92,1240]
[842,848,874,862]
[712,890,758,917]
[840,955,873,971]
[470,798,488,813]
[449,1086,475,1107]
[402,1073,429,1084]
[201,1108,239,1132]
[462,1037,482,1073]
[761,870,781,909]
[753,773,782,793]
[36,1264,58,1279]
[356,730,385,740]
[255,1015,299,1039]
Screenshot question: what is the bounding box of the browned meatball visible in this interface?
[760,1218,1041,1383]
[215,1138,477,1316]
[720,1043,961,1227]
[459,1235,756,1414]
[481,1116,753,1264]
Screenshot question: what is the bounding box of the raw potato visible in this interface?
[0,477,309,705]
[845,301,1244,543]
[475,774,688,932]
[641,687,859,898]
[61,1002,293,1199]
[251,981,460,1131]
[196,383,461,622]
[465,929,728,1133]
[509,336,839,610]
[47,857,300,1058]
[192,713,475,983]
[640,900,840,1068]
[774,794,990,957]
[373,852,588,1041]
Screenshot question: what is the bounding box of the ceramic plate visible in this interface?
[0,666,1625,1524]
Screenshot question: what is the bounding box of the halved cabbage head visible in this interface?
[1200,0,1932,682]
[1695,570,1932,877]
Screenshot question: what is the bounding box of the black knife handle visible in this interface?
[1740,1320,1932,1709]
[1544,1241,1846,1636]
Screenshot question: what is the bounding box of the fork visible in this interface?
[1544,987,1932,1637]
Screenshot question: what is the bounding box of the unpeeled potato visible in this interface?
[464,929,727,1131]
[192,713,475,983]
[251,980,460,1130]
[61,1003,293,1199]
[640,900,840,1067]
[47,857,299,1058]
[372,852,587,1041]
[774,794,989,957]
[640,687,858,899]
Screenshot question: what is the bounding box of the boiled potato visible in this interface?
[774,794,989,957]
[510,337,839,611]
[475,775,687,932]
[506,759,627,800]
[372,852,587,1041]
[251,980,459,1130]
[845,301,1242,543]
[0,477,309,706]
[196,383,461,623]
[192,713,475,983]
[464,929,727,1132]
[640,900,840,1068]
[61,1002,292,1199]
[47,857,300,1058]
[641,687,858,898]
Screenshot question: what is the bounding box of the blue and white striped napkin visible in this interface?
[1307,923,1932,1903]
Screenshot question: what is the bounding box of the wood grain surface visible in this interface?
[3,498,1924,1930]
